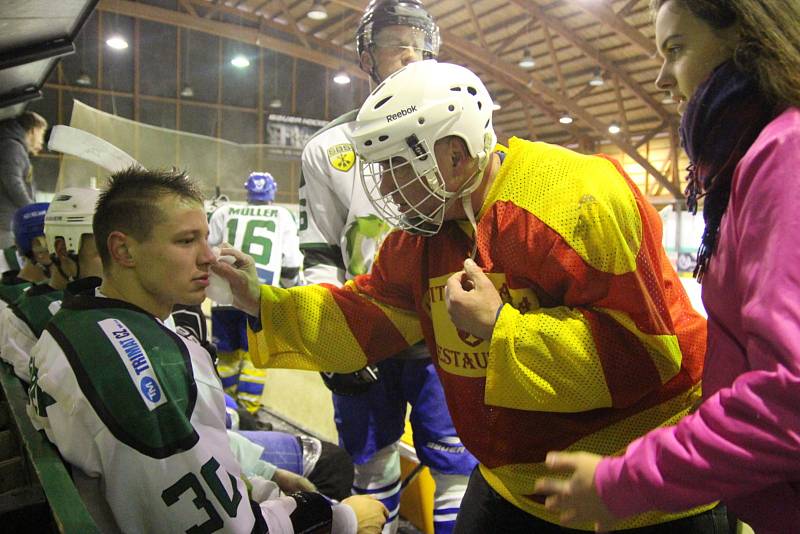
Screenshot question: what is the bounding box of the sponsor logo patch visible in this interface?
[327,143,355,172]
[98,318,167,411]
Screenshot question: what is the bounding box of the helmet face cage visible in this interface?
[12,202,49,257]
[245,172,277,203]
[44,188,99,256]
[356,0,441,62]
[359,140,448,236]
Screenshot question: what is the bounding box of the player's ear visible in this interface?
[359,51,373,76]
[107,231,135,267]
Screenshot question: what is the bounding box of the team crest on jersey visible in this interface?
[98,318,167,411]
[327,143,355,172]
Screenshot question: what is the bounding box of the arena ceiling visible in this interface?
[96,0,683,198]
[2,0,682,199]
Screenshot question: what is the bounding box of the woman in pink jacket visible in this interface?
[534,1,800,532]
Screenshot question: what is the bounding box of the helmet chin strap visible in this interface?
[443,133,495,259]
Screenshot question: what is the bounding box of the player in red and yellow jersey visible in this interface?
[214,61,727,533]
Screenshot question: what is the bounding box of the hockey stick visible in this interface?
[48,125,142,173]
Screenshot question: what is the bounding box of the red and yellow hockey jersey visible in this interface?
[249,138,711,528]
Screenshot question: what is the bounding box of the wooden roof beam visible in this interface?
[493,18,534,57]
[542,24,565,94]
[617,0,640,18]
[634,120,667,149]
[187,0,348,55]
[573,0,656,57]
[442,31,680,197]
[98,0,368,80]
[612,73,629,139]
[178,0,198,18]
[463,0,489,50]
[273,0,310,48]
[508,0,671,121]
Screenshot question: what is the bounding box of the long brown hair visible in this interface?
[651,0,800,109]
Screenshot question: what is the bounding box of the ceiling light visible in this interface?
[333,70,351,85]
[106,35,129,50]
[180,84,194,98]
[558,113,573,125]
[307,0,328,20]
[518,48,535,69]
[269,98,283,109]
[231,55,250,68]
[589,68,605,87]
[75,71,92,86]
[608,122,621,135]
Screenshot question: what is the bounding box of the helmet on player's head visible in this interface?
[349,60,496,236]
[356,0,440,82]
[45,188,100,256]
[245,172,277,203]
[12,203,49,258]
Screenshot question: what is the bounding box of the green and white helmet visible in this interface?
[45,187,100,254]
[349,60,496,236]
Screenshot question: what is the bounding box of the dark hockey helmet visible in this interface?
[356,0,440,78]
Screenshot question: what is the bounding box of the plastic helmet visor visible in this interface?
[371,26,438,58]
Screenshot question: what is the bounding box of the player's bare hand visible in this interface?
[210,244,262,316]
[272,468,317,494]
[533,451,618,532]
[445,258,503,340]
[342,495,389,534]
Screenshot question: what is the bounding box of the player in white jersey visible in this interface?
[298,2,476,533]
[28,167,386,534]
[0,189,103,383]
[208,172,303,418]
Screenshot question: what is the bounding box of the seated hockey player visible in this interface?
[173,303,356,501]
[0,203,51,311]
[0,189,102,383]
[28,167,387,533]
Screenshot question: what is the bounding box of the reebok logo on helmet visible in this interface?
[386,105,417,122]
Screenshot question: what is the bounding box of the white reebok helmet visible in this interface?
[349,60,496,236]
[45,187,101,254]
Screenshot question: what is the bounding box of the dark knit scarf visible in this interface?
[680,60,778,281]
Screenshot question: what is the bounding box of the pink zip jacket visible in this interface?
[594,107,800,534]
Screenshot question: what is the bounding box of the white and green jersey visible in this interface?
[208,203,302,287]
[28,293,355,533]
[0,284,63,383]
[299,111,392,286]
[0,277,100,383]
[0,245,22,274]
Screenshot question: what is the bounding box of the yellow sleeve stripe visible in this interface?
[487,305,613,412]
[485,138,642,275]
[248,284,368,372]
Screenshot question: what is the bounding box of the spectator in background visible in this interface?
[0,111,47,247]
